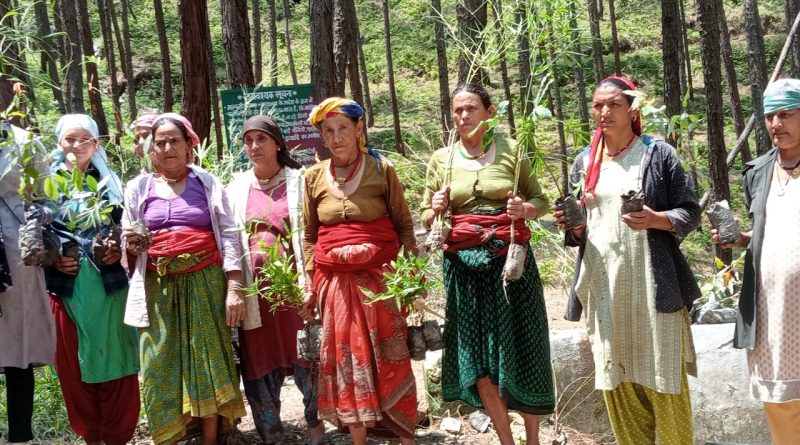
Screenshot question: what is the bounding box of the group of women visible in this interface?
[0,75,798,445]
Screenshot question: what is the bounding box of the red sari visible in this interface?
[313,216,417,438]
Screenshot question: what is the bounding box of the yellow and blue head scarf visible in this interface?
[308,97,373,155]
[764,78,800,115]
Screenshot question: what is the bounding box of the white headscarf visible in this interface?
[52,114,123,205]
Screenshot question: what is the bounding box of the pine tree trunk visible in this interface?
[608,0,621,75]
[205,8,224,158]
[221,0,255,88]
[51,1,69,75]
[743,0,772,155]
[546,11,568,194]
[34,0,65,112]
[333,0,359,96]
[76,0,109,136]
[357,35,374,127]
[696,0,732,263]
[153,0,172,110]
[432,0,451,134]
[516,1,532,116]
[282,0,298,84]
[1,0,35,101]
[491,0,515,134]
[179,0,212,143]
[569,1,589,134]
[310,0,335,100]
[346,7,365,110]
[381,0,404,155]
[679,0,694,100]
[719,9,752,162]
[456,0,487,84]
[119,0,137,120]
[58,0,85,112]
[98,0,122,136]
[108,0,126,76]
[785,0,800,76]
[252,0,262,84]
[662,0,682,142]
[267,0,278,86]
[587,0,604,83]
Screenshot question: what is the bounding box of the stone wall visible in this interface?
[549,324,771,445]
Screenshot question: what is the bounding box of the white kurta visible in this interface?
[575,139,691,394]
[0,127,56,369]
[750,164,800,402]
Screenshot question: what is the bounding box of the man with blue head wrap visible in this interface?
[713,78,800,444]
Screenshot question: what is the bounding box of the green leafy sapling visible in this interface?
[361,248,444,319]
[43,152,116,233]
[240,220,304,313]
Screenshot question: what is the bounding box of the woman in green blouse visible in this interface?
[421,84,555,445]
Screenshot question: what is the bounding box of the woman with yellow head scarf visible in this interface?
[300,97,418,445]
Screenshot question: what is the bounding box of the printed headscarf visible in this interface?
[152,112,201,147]
[763,78,800,115]
[52,114,123,205]
[583,76,642,201]
[132,112,159,130]
[308,97,368,154]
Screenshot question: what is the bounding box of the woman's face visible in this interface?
[452,92,493,140]
[59,127,98,170]
[592,86,637,138]
[152,123,191,172]
[244,130,280,169]
[765,108,800,151]
[319,114,362,161]
[133,126,152,159]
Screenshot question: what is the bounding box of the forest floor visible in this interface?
[124,288,614,445]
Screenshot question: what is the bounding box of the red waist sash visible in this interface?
[444,213,531,255]
[313,216,400,273]
[146,228,221,275]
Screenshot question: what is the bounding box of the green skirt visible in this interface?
[140,264,246,445]
[442,243,555,414]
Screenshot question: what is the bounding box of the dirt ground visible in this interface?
[129,287,605,445]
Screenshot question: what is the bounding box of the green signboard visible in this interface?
[220,83,327,166]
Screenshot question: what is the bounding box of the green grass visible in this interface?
[0,367,78,442]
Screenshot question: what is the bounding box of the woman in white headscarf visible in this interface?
[44,114,140,445]
[714,78,800,445]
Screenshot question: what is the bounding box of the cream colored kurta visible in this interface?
[750,164,800,402]
[576,139,690,394]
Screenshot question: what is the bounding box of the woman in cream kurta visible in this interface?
[576,139,691,394]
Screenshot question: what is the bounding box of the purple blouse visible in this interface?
[142,175,212,231]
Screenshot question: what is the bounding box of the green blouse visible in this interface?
[421,137,548,226]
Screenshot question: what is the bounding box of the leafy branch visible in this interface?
[240,221,304,313]
[361,247,443,318]
[43,154,115,232]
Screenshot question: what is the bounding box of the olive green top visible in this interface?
[421,137,548,226]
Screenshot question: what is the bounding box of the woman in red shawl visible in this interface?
[300,97,417,445]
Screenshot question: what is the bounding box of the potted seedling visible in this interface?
[361,248,444,360]
[0,92,61,267]
[43,153,120,264]
[706,199,741,245]
[620,189,645,214]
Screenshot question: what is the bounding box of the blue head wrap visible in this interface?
[763,79,800,115]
